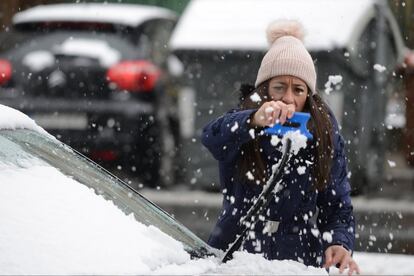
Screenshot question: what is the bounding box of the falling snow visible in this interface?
[249,129,256,139]
[3,0,414,273]
[231,122,239,132]
[311,228,320,238]
[324,75,343,95]
[283,131,308,155]
[270,135,281,146]
[296,166,306,175]
[322,231,333,243]
[373,64,386,72]
[250,92,261,102]
[387,160,396,168]
[246,171,254,180]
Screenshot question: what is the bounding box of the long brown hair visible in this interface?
[238,81,334,191]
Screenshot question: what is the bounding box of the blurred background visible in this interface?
[1,0,414,257]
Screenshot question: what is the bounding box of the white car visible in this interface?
[0,104,328,274]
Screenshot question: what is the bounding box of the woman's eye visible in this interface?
[273,86,285,92]
[295,88,305,94]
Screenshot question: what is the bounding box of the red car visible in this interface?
[0,3,179,187]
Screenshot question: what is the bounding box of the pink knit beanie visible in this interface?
[255,20,317,94]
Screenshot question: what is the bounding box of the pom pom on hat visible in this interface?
[266,19,305,45]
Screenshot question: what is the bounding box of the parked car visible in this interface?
[0,3,180,187]
[0,103,330,275]
[169,0,406,193]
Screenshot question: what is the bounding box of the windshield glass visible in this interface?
[0,129,212,258]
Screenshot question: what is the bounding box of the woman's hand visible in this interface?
[323,245,360,275]
[251,101,295,127]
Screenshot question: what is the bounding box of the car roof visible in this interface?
[12,3,177,28]
[0,104,48,135]
[170,0,402,52]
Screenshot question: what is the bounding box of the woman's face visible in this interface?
[268,75,308,112]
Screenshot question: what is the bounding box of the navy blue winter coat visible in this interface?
[201,109,355,267]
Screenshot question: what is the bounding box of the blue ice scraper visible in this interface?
[222,112,312,262]
[264,112,313,140]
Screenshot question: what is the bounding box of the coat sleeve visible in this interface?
[316,128,356,253]
[201,109,257,162]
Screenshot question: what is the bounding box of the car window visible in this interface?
[0,129,212,258]
[1,31,142,67]
[0,29,37,53]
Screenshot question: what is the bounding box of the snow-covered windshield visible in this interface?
[0,129,212,259]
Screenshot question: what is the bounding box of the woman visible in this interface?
[202,20,360,275]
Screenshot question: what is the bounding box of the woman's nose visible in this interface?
[282,87,294,104]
